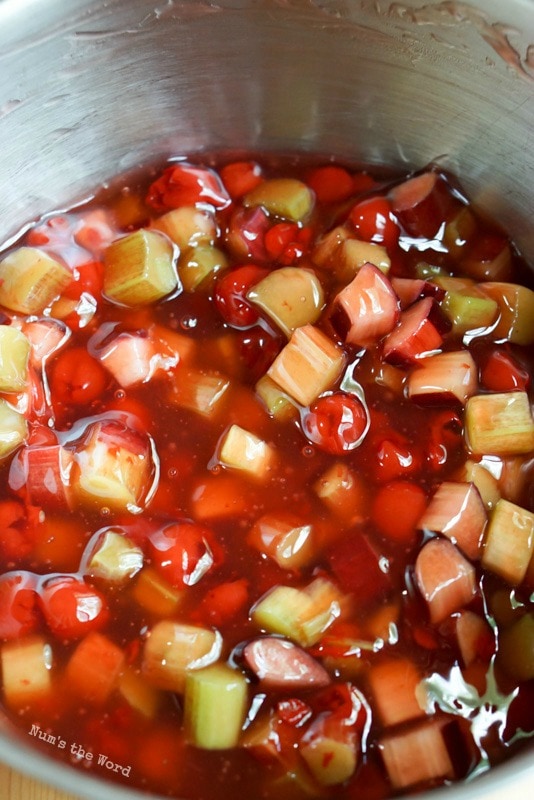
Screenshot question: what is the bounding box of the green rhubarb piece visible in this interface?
[465,391,534,456]
[179,244,228,292]
[441,290,498,334]
[84,530,144,584]
[103,228,177,306]
[498,613,534,682]
[480,282,534,344]
[244,178,314,222]
[0,399,28,460]
[0,247,72,315]
[247,266,324,337]
[481,498,534,586]
[0,326,30,392]
[184,663,248,749]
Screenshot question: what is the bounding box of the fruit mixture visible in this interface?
[0,154,533,799]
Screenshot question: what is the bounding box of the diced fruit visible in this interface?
[247,512,316,571]
[189,474,250,520]
[21,317,70,368]
[0,400,28,460]
[214,264,268,329]
[119,667,161,718]
[151,205,217,249]
[336,239,391,280]
[252,577,344,647]
[382,297,450,365]
[243,637,330,688]
[417,481,487,560]
[220,160,263,199]
[349,195,400,249]
[10,442,72,509]
[465,391,534,455]
[390,277,443,308]
[247,267,324,336]
[244,178,314,222]
[440,289,498,335]
[217,424,275,479]
[64,631,125,705]
[103,229,177,306]
[142,621,222,693]
[415,538,476,623]
[178,244,229,292]
[457,460,500,510]
[146,164,230,211]
[98,331,178,388]
[455,610,494,667]
[131,567,183,617]
[379,720,454,789]
[255,374,296,421]
[313,461,368,524]
[481,499,534,586]
[407,350,477,405]
[168,368,230,419]
[0,247,72,314]
[70,417,157,512]
[300,721,358,786]
[368,657,427,726]
[331,262,400,348]
[462,236,513,282]
[1,635,53,707]
[480,282,534,344]
[82,529,144,584]
[0,326,30,393]
[39,575,109,640]
[184,662,248,749]
[307,165,354,204]
[372,480,427,546]
[267,324,345,407]
[480,348,530,392]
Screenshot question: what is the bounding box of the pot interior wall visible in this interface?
[1,0,533,259]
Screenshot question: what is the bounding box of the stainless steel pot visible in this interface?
[0,0,533,798]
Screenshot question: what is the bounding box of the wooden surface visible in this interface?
[0,762,79,800]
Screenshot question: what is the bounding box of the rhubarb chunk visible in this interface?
[331,262,400,348]
[480,282,534,344]
[415,538,476,623]
[247,267,324,336]
[243,637,330,689]
[407,350,477,406]
[217,424,275,480]
[247,512,316,570]
[382,297,450,365]
[417,481,487,560]
[1,635,53,707]
[244,178,314,222]
[379,720,454,790]
[103,229,177,306]
[0,247,72,314]
[368,657,427,727]
[142,621,222,693]
[151,205,217,249]
[184,663,248,749]
[465,391,534,455]
[267,324,345,407]
[64,631,125,705]
[0,326,30,393]
[481,498,534,586]
[82,529,144,584]
[0,400,28,460]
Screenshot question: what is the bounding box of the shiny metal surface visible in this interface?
[0,0,533,798]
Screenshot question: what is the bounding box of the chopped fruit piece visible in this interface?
[248,512,316,571]
[70,417,157,512]
[311,225,351,269]
[131,567,183,618]
[300,720,358,786]
[462,236,513,282]
[225,206,270,261]
[417,481,487,560]
[82,529,144,585]
[243,637,330,689]
[255,374,296,421]
[220,160,263,199]
[313,461,368,524]
[21,317,70,368]
[331,262,400,347]
[441,289,498,335]
[64,631,125,705]
[481,499,534,586]
[389,171,455,238]
[390,276,444,308]
[407,350,477,405]
[302,391,369,454]
[379,720,454,790]
[306,165,354,204]
[0,247,72,314]
[336,239,391,280]
[480,282,534,344]
[142,621,222,693]
[480,348,530,392]
[217,424,275,479]
[455,610,494,667]
[0,326,30,393]
[244,178,314,222]
[168,368,230,419]
[382,297,450,365]
[11,442,72,509]
[178,244,229,292]
[442,206,477,258]
[0,400,28,460]
[457,460,500,510]
[197,579,249,627]
[1,635,53,707]
[190,474,250,520]
[465,391,534,455]
[247,267,324,336]
[151,205,217,249]
[214,264,268,328]
[267,324,345,407]
[98,331,177,388]
[415,538,476,623]
[368,657,427,726]
[252,577,344,647]
[119,667,161,719]
[184,663,248,749]
[103,229,177,306]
